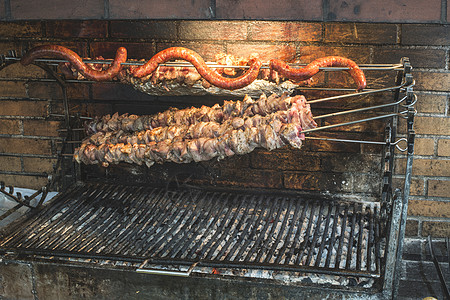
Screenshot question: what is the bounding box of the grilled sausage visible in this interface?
[131,47,262,90]
[21,45,127,82]
[270,56,366,90]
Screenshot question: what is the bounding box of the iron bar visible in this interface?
[315,203,334,268]
[294,201,317,266]
[305,202,325,266]
[301,112,405,134]
[224,195,262,261]
[3,56,403,70]
[214,195,253,260]
[254,197,285,263]
[233,195,270,262]
[325,203,341,268]
[335,205,349,269]
[356,207,364,271]
[273,197,302,264]
[345,205,357,270]
[312,96,407,120]
[284,200,309,264]
[427,236,450,299]
[203,195,246,260]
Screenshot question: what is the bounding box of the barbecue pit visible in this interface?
[0,51,415,299]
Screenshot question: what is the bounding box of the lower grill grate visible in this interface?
[0,182,382,278]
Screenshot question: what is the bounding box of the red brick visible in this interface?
[427,179,450,197]
[28,41,89,57]
[415,93,447,114]
[27,82,63,99]
[227,43,296,62]
[421,221,450,238]
[111,21,177,39]
[0,119,21,135]
[0,156,22,172]
[0,138,52,155]
[156,42,225,61]
[92,82,156,101]
[295,45,371,64]
[284,171,352,192]
[110,0,212,19]
[373,48,446,69]
[321,153,380,173]
[396,158,450,177]
[0,81,27,98]
[325,23,397,44]
[322,115,385,133]
[179,21,247,41]
[90,41,155,60]
[414,72,450,92]
[216,0,322,20]
[393,177,424,196]
[405,220,419,237]
[437,139,450,156]
[23,157,56,173]
[328,0,441,23]
[0,41,23,56]
[250,150,321,171]
[415,116,450,135]
[0,174,48,190]
[353,174,381,194]
[408,200,450,217]
[0,21,41,37]
[250,22,322,42]
[11,0,104,19]
[0,63,49,79]
[51,102,112,119]
[66,84,90,100]
[308,135,361,153]
[402,24,450,46]
[23,120,61,137]
[216,168,283,189]
[0,100,47,117]
[45,20,108,38]
[413,138,435,156]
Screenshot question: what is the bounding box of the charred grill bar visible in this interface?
[0,53,415,299]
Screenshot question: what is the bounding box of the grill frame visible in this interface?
[0,55,415,299]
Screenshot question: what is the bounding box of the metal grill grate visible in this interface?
[0,182,381,278]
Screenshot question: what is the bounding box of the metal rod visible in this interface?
[137,261,199,277]
[49,113,93,120]
[306,83,407,104]
[57,128,85,132]
[4,56,403,70]
[305,136,408,152]
[0,189,33,208]
[313,96,407,120]
[302,113,402,134]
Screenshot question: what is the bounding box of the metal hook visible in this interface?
[393,138,408,152]
[401,94,418,108]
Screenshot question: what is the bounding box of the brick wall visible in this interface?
[0,3,449,238]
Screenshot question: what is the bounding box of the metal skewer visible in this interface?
[3,56,403,71]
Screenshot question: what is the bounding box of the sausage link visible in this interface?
[270,56,366,90]
[131,47,262,90]
[21,45,127,82]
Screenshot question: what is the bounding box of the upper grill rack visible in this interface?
[2,55,403,70]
